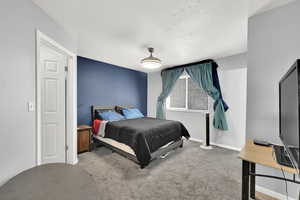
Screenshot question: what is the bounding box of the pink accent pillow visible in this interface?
[92,119,102,135]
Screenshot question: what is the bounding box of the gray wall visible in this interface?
[247,1,300,198]
[0,0,77,185]
[217,53,247,70]
[148,53,247,150]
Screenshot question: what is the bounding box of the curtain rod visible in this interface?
[161,59,218,73]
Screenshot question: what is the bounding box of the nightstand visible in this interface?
[77,125,92,154]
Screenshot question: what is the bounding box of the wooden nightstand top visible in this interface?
[77,125,92,131]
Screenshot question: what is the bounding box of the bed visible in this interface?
[91,105,190,168]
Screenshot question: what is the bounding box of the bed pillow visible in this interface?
[92,119,108,137]
[92,119,102,135]
[123,108,144,119]
[95,109,115,120]
[115,106,126,115]
[99,111,125,121]
[95,110,102,120]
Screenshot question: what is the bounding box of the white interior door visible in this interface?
[40,42,67,164]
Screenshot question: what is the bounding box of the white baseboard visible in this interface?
[210,142,241,151]
[189,137,241,151]
[72,158,78,165]
[256,185,296,200]
[189,138,203,143]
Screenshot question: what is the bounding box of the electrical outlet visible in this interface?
[28,102,35,112]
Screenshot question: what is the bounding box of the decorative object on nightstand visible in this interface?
[77,125,92,153]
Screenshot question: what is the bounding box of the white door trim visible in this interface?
[36,30,78,166]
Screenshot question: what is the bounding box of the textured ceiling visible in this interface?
[32,0,294,72]
[249,0,295,16]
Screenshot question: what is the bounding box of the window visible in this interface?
[167,74,208,112]
[169,78,186,108]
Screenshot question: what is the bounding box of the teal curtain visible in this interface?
[185,63,228,130]
[156,68,184,119]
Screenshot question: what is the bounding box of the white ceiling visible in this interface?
[249,0,295,16]
[32,0,294,72]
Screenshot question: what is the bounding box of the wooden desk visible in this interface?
[239,140,299,200]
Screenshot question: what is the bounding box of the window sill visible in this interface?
[166,108,209,114]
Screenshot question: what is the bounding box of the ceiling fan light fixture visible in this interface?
[141,47,162,69]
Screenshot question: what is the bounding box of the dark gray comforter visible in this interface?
[104,117,190,167]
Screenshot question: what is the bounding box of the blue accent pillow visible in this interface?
[123,108,144,119]
[99,111,125,121]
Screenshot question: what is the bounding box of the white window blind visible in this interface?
[168,75,208,111]
[188,78,208,110]
[169,78,186,108]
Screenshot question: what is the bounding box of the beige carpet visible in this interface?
[78,140,241,200]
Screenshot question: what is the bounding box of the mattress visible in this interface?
[104,117,190,167]
[94,135,135,155]
[93,135,179,157]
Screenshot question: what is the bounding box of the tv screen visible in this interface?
[279,60,300,172]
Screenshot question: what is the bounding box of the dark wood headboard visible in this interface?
[91,105,133,122]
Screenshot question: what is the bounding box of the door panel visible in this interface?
[44,78,58,113]
[40,43,67,164]
[43,123,57,157]
[44,60,59,73]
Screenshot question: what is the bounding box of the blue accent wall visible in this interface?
[77,56,148,125]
